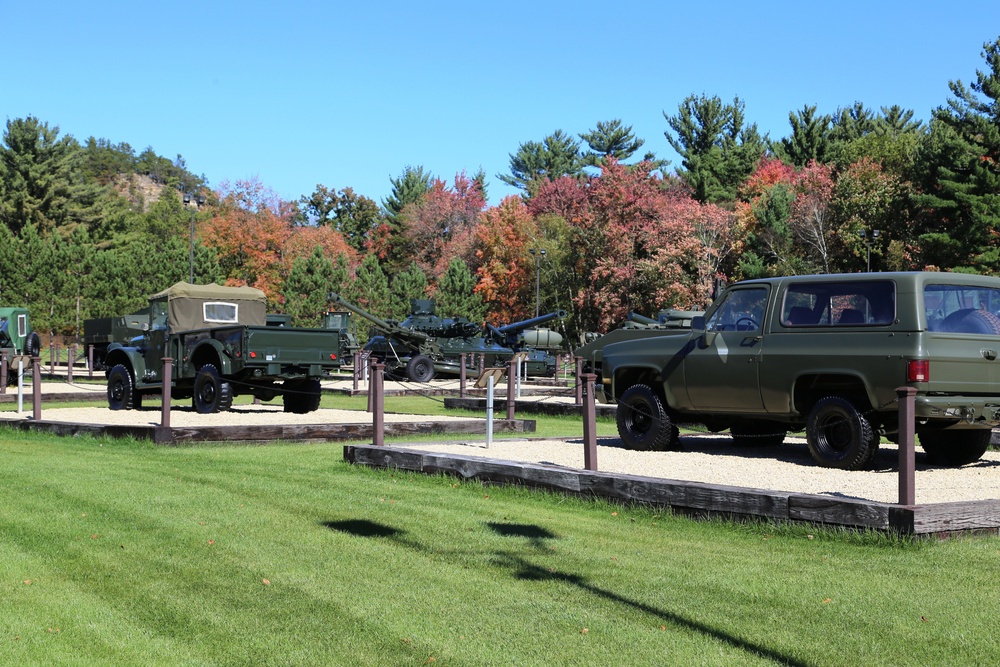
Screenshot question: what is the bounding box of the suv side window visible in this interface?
[706,288,768,332]
[781,281,895,327]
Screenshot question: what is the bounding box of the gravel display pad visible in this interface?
[391,435,1000,505]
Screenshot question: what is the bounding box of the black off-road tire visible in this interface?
[107,364,141,411]
[919,430,992,467]
[938,308,1000,334]
[806,396,879,470]
[193,364,233,414]
[406,354,435,383]
[283,379,322,414]
[616,384,680,451]
[26,331,42,358]
[731,422,787,447]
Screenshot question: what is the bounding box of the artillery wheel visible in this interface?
[283,379,322,413]
[405,354,435,382]
[920,430,991,467]
[107,364,141,411]
[193,364,233,414]
[806,396,878,470]
[616,384,679,451]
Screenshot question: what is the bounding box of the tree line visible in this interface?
[2,36,1000,342]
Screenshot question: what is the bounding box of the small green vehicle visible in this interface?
[601,272,1000,470]
[104,282,354,414]
[0,307,42,383]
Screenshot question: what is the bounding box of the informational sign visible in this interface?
[475,367,506,389]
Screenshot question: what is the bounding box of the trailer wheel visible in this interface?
[193,364,233,414]
[107,364,141,411]
[406,354,435,382]
[920,430,991,466]
[283,379,322,413]
[616,384,679,451]
[806,396,878,470]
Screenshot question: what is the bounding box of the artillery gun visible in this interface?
[327,293,567,382]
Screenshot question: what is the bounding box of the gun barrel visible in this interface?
[626,311,658,325]
[328,292,430,342]
[494,310,567,335]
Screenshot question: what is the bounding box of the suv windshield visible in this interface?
[925,284,1000,334]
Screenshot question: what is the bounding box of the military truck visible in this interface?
[0,307,42,384]
[104,282,352,414]
[601,272,1000,470]
[82,308,150,370]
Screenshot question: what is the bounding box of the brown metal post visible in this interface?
[583,373,598,471]
[32,356,41,421]
[67,345,75,383]
[459,353,467,398]
[897,386,917,506]
[574,356,583,405]
[507,357,517,420]
[50,338,56,375]
[88,345,94,379]
[161,358,173,428]
[0,352,6,394]
[372,361,385,446]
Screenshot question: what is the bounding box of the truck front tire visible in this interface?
[920,430,991,466]
[806,396,879,470]
[107,364,141,410]
[193,364,233,414]
[616,384,679,451]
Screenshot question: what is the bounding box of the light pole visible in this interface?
[184,193,205,283]
[529,248,546,318]
[860,228,880,272]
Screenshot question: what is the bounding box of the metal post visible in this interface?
[32,356,41,421]
[372,362,384,446]
[161,358,173,428]
[897,386,917,506]
[507,357,516,421]
[486,374,495,449]
[17,356,24,413]
[88,345,94,379]
[574,356,583,405]
[582,373,597,471]
[367,356,375,413]
[67,345,75,383]
[352,351,360,393]
[0,352,6,394]
[50,338,55,375]
[459,353,467,398]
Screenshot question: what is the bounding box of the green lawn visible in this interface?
[1,425,999,666]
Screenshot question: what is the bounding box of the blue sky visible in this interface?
[3,1,1000,207]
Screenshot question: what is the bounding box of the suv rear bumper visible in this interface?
[915,395,1000,426]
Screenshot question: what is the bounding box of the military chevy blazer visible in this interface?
[601,272,1000,470]
[104,282,354,414]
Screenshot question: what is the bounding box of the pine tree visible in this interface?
[579,119,650,167]
[436,257,485,322]
[498,130,584,196]
[389,262,429,320]
[282,246,338,327]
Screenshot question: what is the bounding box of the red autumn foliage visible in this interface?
[474,196,538,322]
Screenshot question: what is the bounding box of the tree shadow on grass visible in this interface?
[325,516,810,666]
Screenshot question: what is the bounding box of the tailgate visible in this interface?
[924,331,1000,394]
[246,327,342,367]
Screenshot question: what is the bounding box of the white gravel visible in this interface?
[4,390,1000,505]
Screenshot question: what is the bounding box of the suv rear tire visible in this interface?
[920,429,991,466]
[806,396,879,470]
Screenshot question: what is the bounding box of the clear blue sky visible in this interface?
[3,1,1000,207]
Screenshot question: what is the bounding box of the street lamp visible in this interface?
[184,193,205,283]
[529,248,546,318]
[860,228,880,273]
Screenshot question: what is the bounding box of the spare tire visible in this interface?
[938,309,1000,335]
[25,331,41,358]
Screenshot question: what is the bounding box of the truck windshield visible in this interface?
[925,284,1000,334]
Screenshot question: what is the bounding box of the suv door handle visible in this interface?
[983,349,997,360]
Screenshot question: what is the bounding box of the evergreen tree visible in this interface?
[0,116,106,237]
[389,262,429,320]
[664,95,768,203]
[775,105,833,166]
[579,119,653,167]
[344,253,392,329]
[383,166,433,223]
[282,246,338,327]
[498,130,584,196]
[435,257,485,322]
[914,36,1000,271]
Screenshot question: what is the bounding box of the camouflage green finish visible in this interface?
[602,272,1000,470]
[82,307,150,370]
[104,283,350,414]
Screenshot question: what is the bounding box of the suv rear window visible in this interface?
[781,281,895,327]
[924,284,1000,334]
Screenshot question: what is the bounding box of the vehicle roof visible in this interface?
[730,271,1000,289]
[151,282,267,303]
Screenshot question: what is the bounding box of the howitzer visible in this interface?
[485,310,567,349]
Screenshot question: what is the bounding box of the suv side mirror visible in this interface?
[691,315,706,331]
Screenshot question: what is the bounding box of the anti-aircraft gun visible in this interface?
[483,310,567,377]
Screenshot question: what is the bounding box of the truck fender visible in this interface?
[103,347,147,384]
[790,370,877,415]
[189,339,232,376]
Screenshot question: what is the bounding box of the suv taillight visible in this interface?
[907,359,930,382]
